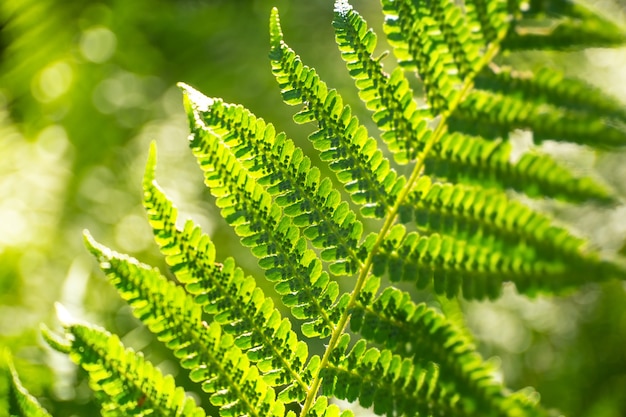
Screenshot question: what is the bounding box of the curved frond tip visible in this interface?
[58,322,207,416]
[141,153,317,402]
[5,355,53,417]
[180,85,348,338]
[84,231,287,415]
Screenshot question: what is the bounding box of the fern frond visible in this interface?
[181,89,345,338]
[142,144,317,402]
[39,1,626,416]
[475,66,626,122]
[395,178,622,298]
[504,0,626,50]
[426,132,613,203]
[380,0,507,111]
[332,2,611,203]
[453,88,626,148]
[269,8,405,218]
[5,357,52,417]
[177,90,363,276]
[349,278,540,417]
[50,309,206,417]
[83,234,285,416]
[366,218,619,299]
[404,177,589,258]
[333,2,431,164]
[322,334,462,417]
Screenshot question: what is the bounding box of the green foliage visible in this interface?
[503,0,626,50]
[10,0,626,415]
[44,307,207,417]
[1,352,52,417]
[142,146,316,403]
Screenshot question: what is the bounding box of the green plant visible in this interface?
[9,0,626,415]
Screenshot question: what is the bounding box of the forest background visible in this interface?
[1,0,626,416]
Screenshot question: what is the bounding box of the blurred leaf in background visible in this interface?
[0,0,625,416]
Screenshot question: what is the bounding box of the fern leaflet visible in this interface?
[47,305,207,417]
[333,2,613,203]
[177,89,363,276]
[83,234,285,416]
[181,86,351,338]
[270,8,405,219]
[504,0,626,50]
[143,143,318,402]
[349,278,546,417]
[4,356,52,417]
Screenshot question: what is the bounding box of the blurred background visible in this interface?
[0,0,625,416]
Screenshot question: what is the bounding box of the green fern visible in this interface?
[31,0,626,416]
[43,305,208,417]
[1,352,52,417]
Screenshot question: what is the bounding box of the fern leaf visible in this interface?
[404,177,590,259]
[142,144,315,402]
[333,1,432,164]
[367,222,620,299]
[180,89,343,338]
[504,0,626,50]
[5,357,52,417]
[475,66,626,122]
[349,278,545,417]
[177,90,363,276]
[426,132,614,203]
[322,334,463,417]
[83,234,285,416]
[269,8,405,218]
[454,88,626,148]
[50,308,207,417]
[39,2,626,416]
[380,0,507,111]
[332,3,611,203]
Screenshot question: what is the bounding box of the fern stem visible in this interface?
[299,38,504,417]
